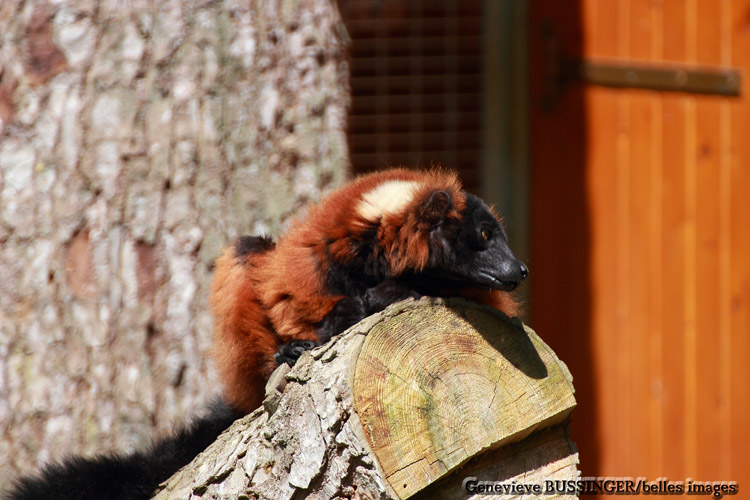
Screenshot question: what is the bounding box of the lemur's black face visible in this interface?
[429,194,528,291]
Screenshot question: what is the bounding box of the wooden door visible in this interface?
[529,0,750,484]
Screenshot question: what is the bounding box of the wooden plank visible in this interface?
[659,0,688,480]
[613,0,633,476]
[694,0,723,479]
[682,0,699,477]
[583,0,618,59]
[585,85,620,477]
[578,61,741,96]
[627,0,654,476]
[729,0,750,483]
[717,0,733,480]
[647,0,665,476]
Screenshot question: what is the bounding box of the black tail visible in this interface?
[3,399,243,500]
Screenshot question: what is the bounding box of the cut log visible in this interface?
[153,298,579,499]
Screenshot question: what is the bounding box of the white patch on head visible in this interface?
[357,180,420,221]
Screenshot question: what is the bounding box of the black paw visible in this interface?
[275,340,321,367]
[317,296,367,344]
[364,280,422,313]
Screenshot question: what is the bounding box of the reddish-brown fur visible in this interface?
[210,168,519,413]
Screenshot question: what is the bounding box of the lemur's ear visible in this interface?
[420,190,452,223]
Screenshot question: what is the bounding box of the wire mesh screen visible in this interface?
[339,0,483,192]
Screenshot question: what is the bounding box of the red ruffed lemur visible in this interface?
[4,168,527,500]
[210,168,527,412]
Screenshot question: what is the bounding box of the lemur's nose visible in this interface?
[519,263,529,280]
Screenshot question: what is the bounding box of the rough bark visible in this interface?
[0,0,350,482]
[154,298,579,500]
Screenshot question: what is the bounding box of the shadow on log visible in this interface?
[153,298,579,499]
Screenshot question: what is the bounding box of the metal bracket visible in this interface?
[541,22,742,110]
[579,61,741,96]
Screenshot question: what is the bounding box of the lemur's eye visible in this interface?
[481,229,491,241]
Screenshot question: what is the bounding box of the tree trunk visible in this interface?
[0,0,349,482]
[153,298,579,500]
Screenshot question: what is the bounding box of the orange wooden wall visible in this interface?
[530,0,750,484]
